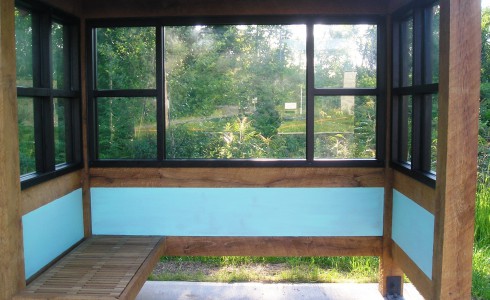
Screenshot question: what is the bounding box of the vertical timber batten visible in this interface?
[434,0,481,299]
[0,0,26,298]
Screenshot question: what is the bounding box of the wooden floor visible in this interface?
[15,236,165,300]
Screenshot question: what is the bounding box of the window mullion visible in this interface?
[306,23,314,162]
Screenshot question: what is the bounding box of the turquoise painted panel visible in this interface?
[392,189,434,279]
[91,187,384,237]
[22,189,84,279]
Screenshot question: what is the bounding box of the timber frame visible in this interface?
[0,0,481,300]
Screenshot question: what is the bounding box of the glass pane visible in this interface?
[54,98,68,165]
[401,18,413,87]
[164,25,306,159]
[314,96,376,159]
[427,4,440,84]
[401,95,413,163]
[15,7,33,87]
[52,22,66,89]
[97,97,157,159]
[96,27,156,90]
[431,94,438,173]
[18,97,36,174]
[314,24,377,88]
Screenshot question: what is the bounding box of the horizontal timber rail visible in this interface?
[89,167,385,187]
[164,236,383,257]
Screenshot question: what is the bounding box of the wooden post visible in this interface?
[80,18,92,238]
[433,0,480,299]
[379,14,404,296]
[0,0,26,298]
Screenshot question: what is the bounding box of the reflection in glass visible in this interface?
[54,98,68,165]
[164,25,306,159]
[428,4,440,84]
[97,97,157,159]
[15,7,33,87]
[431,94,438,173]
[314,24,377,88]
[96,27,156,90]
[52,22,66,89]
[314,96,376,159]
[18,97,36,174]
[402,96,413,163]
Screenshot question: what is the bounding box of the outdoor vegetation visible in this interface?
[93,24,377,160]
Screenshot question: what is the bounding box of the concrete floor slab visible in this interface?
[136,282,425,300]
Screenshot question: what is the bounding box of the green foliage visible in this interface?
[251,101,281,138]
[472,9,490,299]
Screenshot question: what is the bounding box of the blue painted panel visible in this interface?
[392,190,434,279]
[91,187,384,237]
[22,189,84,279]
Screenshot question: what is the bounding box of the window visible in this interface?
[15,1,81,188]
[392,0,439,186]
[88,17,384,166]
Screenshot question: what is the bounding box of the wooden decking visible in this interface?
[15,236,165,300]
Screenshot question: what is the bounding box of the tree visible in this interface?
[251,100,282,138]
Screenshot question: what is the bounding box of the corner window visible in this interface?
[15,1,81,188]
[392,0,439,186]
[88,18,384,166]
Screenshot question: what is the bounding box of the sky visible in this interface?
[483,0,490,8]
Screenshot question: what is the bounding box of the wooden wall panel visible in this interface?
[165,237,382,257]
[82,0,389,19]
[0,0,26,297]
[393,171,435,214]
[90,167,385,188]
[433,0,481,299]
[21,171,82,215]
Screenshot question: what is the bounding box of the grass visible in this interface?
[473,168,490,300]
[150,256,379,284]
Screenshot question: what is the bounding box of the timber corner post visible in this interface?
[0,0,26,298]
[433,0,481,299]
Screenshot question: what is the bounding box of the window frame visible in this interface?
[15,0,82,189]
[87,16,386,168]
[391,0,439,187]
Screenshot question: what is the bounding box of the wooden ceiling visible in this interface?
[44,0,411,19]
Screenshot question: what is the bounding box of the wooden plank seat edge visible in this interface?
[14,235,166,300]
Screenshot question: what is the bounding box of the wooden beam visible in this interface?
[21,170,82,215]
[82,0,389,19]
[433,0,481,299]
[393,171,435,214]
[90,167,385,188]
[164,236,382,257]
[0,0,26,297]
[392,242,432,299]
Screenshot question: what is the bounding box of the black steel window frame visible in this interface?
[87,16,386,168]
[391,0,439,187]
[16,0,82,189]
